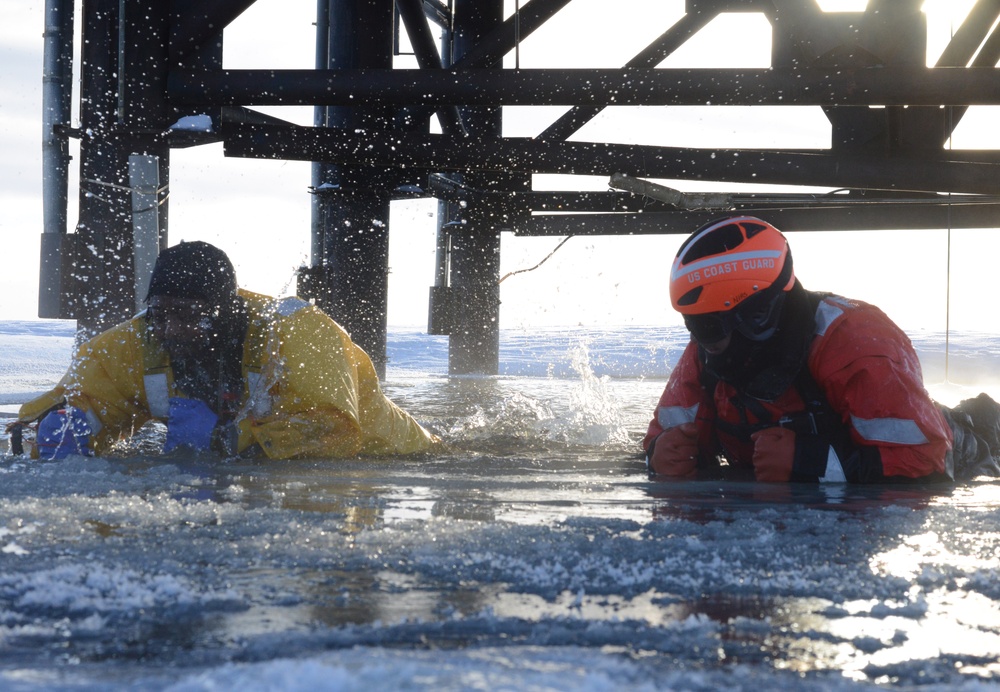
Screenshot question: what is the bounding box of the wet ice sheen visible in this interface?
[1,323,1000,690]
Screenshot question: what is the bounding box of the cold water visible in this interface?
[1,322,999,690]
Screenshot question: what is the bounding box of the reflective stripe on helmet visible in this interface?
[671,249,785,283]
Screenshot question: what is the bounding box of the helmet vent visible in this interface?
[677,286,703,307]
[680,223,744,264]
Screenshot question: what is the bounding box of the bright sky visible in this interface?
[1,0,998,333]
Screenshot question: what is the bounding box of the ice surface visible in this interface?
[1,321,999,690]
[0,321,74,414]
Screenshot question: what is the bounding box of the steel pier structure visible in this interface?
[39,0,1000,376]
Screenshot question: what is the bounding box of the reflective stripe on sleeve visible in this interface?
[814,300,845,336]
[850,414,929,445]
[246,372,272,417]
[83,408,104,435]
[144,373,170,419]
[658,403,698,430]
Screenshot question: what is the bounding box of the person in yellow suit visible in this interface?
[16,241,438,459]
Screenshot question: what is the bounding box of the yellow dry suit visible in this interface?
[17,291,438,458]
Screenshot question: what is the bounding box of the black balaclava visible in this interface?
[146,241,248,414]
[701,279,817,402]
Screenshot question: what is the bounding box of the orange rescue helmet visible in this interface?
[669,216,794,316]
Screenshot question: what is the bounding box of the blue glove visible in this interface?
[163,398,218,453]
[36,409,93,460]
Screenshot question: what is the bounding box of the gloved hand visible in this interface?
[36,408,93,460]
[751,427,796,482]
[5,421,26,456]
[164,398,218,453]
[648,422,699,479]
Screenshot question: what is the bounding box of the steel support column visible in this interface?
[310,0,394,378]
[121,0,172,273]
[39,0,74,319]
[72,0,172,335]
[444,0,505,376]
[74,0,132,335]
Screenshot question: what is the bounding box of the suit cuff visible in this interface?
[792,434,830,481]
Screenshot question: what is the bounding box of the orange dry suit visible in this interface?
[17,291,438,459]
[643,290,953,483]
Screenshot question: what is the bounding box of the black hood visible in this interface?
[146,240,239,312]
[145,241,248,411]
[701,280,818,402]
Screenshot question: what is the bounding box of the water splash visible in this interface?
[438,341,633,450]
[556,342,631,446]
[445,389,555,443]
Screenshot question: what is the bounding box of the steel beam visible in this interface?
[429,178,1000,215]
[538,10,717,142]
[170,0,258,62]
[223,123,1000,195]
[935,0,1000,67]
[171,66,1000,107]
[933,1,1000,145]
[395,0,466,135]
[517,204,1000,236]
[450,0,575,69]
[400,0,574,132]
